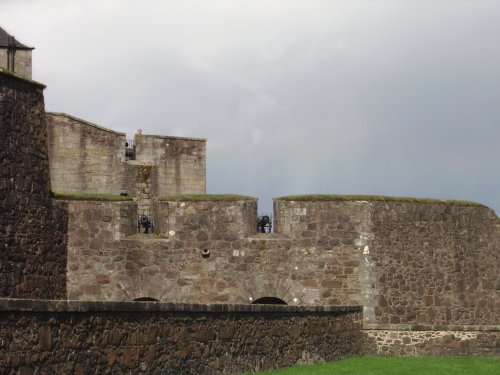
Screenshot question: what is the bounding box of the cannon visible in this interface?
[257,215,272,233]
[138,215,154,234]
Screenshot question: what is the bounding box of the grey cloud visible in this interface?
[1,0,498,215]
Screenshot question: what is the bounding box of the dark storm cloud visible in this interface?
[2,0,499,214]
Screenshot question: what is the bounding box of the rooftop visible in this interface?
[0,25,33,50]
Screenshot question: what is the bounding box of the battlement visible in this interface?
[46,112,206,218]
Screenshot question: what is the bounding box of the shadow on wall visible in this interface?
[251,297,287,305]
[132,297,159,302]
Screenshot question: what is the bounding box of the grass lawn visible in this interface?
[250,356,499,375]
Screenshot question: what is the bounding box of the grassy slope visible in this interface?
[251,357,500,375]
[276,194,484,207]
[158,194,256,201]
[51,192,133,201]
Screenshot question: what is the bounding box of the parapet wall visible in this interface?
[0,299,362,374]
[65,195,499,333]
[45,116,206,204]
[0,70,67,299]
[46,112,127,195]
[134,134,206,196]
[66,197,258,301]
[274,197,499,326]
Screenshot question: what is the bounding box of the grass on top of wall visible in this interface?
[277,194,484,207]
[158,194,256,202]
[250,356,500,375]
[51,192,133,201]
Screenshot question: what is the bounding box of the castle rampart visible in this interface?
[134,134,206,197]
[46,113,207,216]
[0,69,67,299]
[274,196,499,326]
[46,112,127,195]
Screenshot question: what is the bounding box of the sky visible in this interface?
[2,0,499,215]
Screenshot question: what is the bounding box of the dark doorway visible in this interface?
[251,297,287,305]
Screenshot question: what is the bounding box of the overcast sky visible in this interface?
[2,0,499,215]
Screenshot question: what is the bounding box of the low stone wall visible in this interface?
[364,324,499,356]
[0,299,362,374]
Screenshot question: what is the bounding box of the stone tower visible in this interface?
[0,26,34,79]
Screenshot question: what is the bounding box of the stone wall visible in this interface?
[0,49,6,72]
[66,198,260,302]
[46,112,127,195]
[65,195,499,334]
[134,134,206,196]
[0,299,363,374]
[274,197,499,326]
[364,324,499,356]
[0,70,67,299]
[67,196,369,305]
[0,49,32,80]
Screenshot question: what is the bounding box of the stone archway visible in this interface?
[251,297,287,305]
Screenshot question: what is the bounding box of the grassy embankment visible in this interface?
[250,356,499,375]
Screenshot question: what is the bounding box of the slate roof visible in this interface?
[0,26,33,49]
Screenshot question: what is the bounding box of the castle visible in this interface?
[0,28,498,373]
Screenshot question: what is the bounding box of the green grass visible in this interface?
[51,192,133,201]
[158,194,256,201]
[250,356,499,375]
[276,194,484,207]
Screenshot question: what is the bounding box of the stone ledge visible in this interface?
[47,112,126,136]
[0,68,46,88]
[364,323,500,332]
[0,299,362,314]
[136,134,206,142]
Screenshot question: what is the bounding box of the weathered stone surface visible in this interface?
[364,324,499,356]
[66,197,499,333]
[46,112,127,196]
[0,71,67,299]
[274,199,499,326]
[0,299,363,374]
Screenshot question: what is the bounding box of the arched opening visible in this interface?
[251,297,287,305]
[133,297,159,302]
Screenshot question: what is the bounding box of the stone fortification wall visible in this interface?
[65,195,499,331]
[67,196,364,305]
[0,49,32,80]
[274,197,499,356]
[66,197,259,301]
[46,112,127,195]
[0,70,67,299]
[134,134,206,196]
[364,324,499,356]
[274,197,499,326]
[0,299,362,374]
[154,198,257,239]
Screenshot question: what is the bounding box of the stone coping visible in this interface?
[364,323,500,332]
[136,134,206,142]
[0,299,362,314]
[0,68,46,88]
[274,194,485,208]
[47,112,126,136]
[158,194,256,202]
